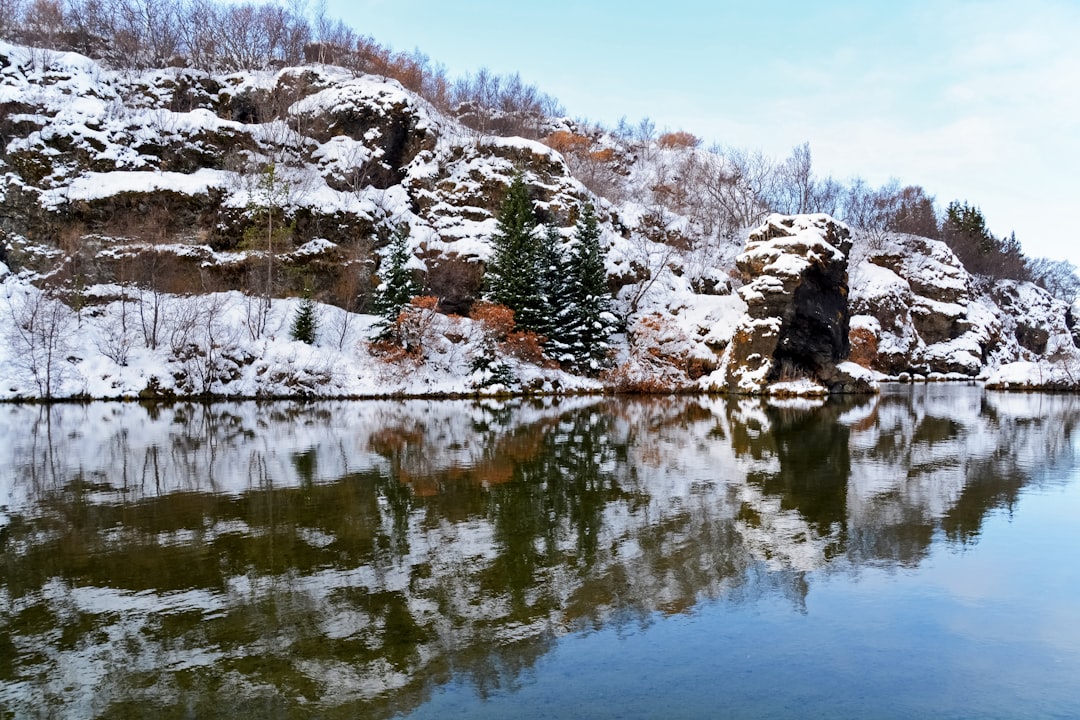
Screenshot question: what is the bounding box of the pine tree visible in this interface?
[372,224,421,335]
[537,224,571,343]
[564,203,617,373]
[942,201,1027,280]
[290,289,318,344]
[485,173,546,331]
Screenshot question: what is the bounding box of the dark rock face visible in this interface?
[1066,306,1080,349]
[776,262,850,378]
[718,214,868,394]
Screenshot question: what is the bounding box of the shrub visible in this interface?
[588,148,616,163]
[469,300,515,341]
[657,131,701,149]
[542,130,592,156]
[600,356,689,393]
[500,330,550,365]
[387,295,440,354]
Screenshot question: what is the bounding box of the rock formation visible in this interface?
[709,214,874,394]
[849,233,1078,378]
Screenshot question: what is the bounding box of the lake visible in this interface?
[2,385,1079,719]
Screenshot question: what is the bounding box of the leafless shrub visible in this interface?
[243,291,271,341]
[1027,257,1080,302]
[625,208,679,315]
[0,0,25,38]
[703,145,776,234]
[136,285,170,349]
[94,293,138,365]
[170,293,240,394]
[385,295,440,354]
[4,286,75,398]
[167,293,210,357]
[325,305,358,351]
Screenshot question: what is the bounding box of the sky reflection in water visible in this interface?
[1,385,1078,719]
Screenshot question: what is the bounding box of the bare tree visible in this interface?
[888,184,939,238]
[5,287,75,398]
[447,67,561,138]
[625,207,679,315]
[0,0,25,39]
[95,293,138,365]
[108,0,182,68]
[771,142,814,214]
[841,177,891,251]
[841,179,939,248]
[175,0,219,70]
[20,0,66,48]
[175,293,237,395]
[238,162,295,338]
[1027,257,1080,302]
[703,145,776,233]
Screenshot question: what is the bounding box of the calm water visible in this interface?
[2,386,1079,719]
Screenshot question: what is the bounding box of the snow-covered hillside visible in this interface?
[1,41,1077,399]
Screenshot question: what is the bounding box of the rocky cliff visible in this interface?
[1,41,1077,398]
[848,233,1078,382]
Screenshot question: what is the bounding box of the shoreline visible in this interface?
[2,376,1073,405]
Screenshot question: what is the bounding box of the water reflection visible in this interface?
[1,387,1077,718]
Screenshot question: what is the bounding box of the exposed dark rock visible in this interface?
[1066,305,1080,348]
[851,237,1074,377]
[910,299,965,345]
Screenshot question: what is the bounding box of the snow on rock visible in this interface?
[290,74,438,189]
[43,168,231,207]
[705,214,875,395]
[849,233,1080,382]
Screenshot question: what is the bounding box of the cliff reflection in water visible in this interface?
[1,386,1077,718]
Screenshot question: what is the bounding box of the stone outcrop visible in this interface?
[711,214,873,394]
[290,75,438,189]
[848,234,1077,378]
[0,47,584,309]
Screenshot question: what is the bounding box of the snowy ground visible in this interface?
[0,268,601,400]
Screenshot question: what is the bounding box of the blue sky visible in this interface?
[324,0,1080,264]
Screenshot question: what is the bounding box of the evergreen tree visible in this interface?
[485,173,546,331]
[942,201,1027,280]
[537,224,573,348]
[564,203,617,373]
[372,224,421,335]
[290,289,318,344]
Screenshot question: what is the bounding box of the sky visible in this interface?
[321,0,1080,264]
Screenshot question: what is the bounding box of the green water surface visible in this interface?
[1,386,1078,719]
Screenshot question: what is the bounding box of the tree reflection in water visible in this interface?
[0,386,1077,718]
